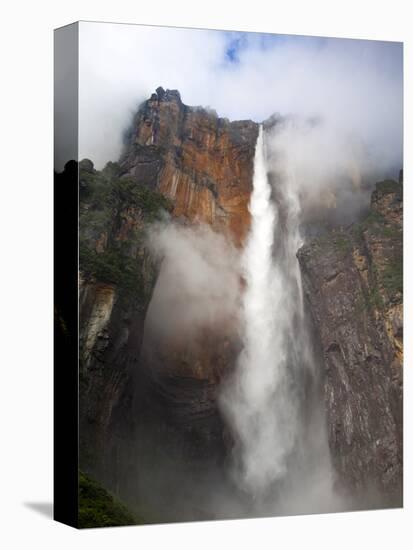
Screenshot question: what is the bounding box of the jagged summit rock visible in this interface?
[152,86,181,103]
[155,85,165,99]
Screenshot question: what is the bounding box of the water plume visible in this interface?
[220,125,341,512]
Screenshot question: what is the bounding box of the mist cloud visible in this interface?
[264,116,379,226]
[143,221,242,345]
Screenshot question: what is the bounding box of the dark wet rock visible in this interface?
[298,179,403,503]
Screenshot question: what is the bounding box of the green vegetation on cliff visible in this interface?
[79,159,172,296]
[79,243,144,294]
[112,176,172,221]
[78,471,140,528]
[79,159,172,220]
[375,179,403,197]
[382,257,403,295]
[307,178,402,313]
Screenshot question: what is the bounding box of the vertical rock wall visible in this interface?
[298,180,403,502]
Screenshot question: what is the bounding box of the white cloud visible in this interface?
[78,22,227,166]
[79,22,402,172]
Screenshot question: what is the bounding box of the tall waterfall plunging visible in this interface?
[221,125,337,509]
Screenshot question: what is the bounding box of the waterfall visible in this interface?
[221,125,336,508]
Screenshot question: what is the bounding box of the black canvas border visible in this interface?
[53,21,79,528]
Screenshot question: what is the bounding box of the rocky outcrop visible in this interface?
[78,160,165,475]
[78,470,140,528]
[298,180,403,502]
[120,87,258,245]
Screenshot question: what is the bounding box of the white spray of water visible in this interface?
[220,125,340,511]
[220,126,298,495]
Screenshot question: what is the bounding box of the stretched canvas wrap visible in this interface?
[54,21,403,528]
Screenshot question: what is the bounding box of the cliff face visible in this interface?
[78,92,258,501]
[120,87,258,245]
[78,89,403,516]
[298,180,403,500]
[78,159,168,475]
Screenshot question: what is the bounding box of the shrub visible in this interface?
[382,259,403,296]
[79,242,144,296]
[78,471,139,528]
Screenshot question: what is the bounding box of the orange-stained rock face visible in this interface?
[120,88,259,245]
